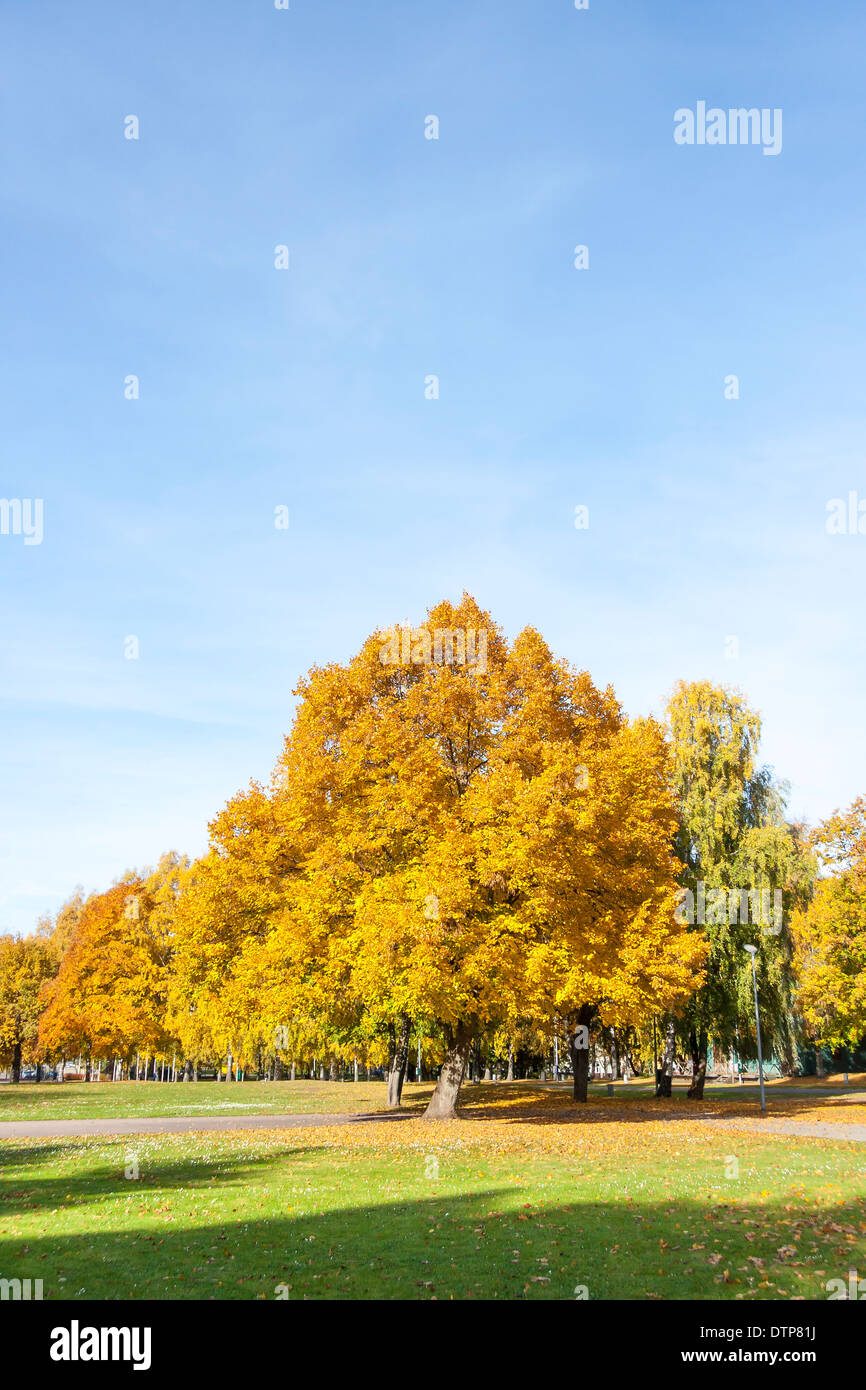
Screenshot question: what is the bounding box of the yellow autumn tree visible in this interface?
[38,855,185,1075]
[0,935,58,1081]
[791,798,866,1055]
[168,792,295,1078]
[247,594,704,1117]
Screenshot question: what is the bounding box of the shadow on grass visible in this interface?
[437,1087,736,1126]
[401,1083,866,1129]
[0,1143,81,1169]
[3,1117,864,1301]
[1,1183,863,1302]
[0,1143,319,1218]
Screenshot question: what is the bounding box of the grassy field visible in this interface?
[1,1076,864,1124]
[0,1079,391,1122]
[1,1087,864,1301]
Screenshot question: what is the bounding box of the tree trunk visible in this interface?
[567,1005,597,1102]
[472,1037,482,1085]
[506,1042,514,1081]
[687,1028,708,1099]
[11,1041,22,1084]
[656,1016,676,1097]
[274,1054,284,1081]
[35,1061,42,1084]
[329,1055,338,1082]
[387,1015,411,1108]
[816,1047,826,1078]
[182,1059,192,1082]
[84,1053,91,1084]
[610,1028,621,1080]
[290,1060,296,1081]
[423,1022,473,1120]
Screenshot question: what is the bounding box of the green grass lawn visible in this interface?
[2,1076,862,1126]
[0,1079,391,1122]
[1,1122,863,1300]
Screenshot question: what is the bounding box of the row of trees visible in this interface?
[2,595,864,1117]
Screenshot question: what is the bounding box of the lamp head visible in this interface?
[743,944,757,956]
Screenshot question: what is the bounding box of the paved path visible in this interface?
[0,1111,413,1139]
[3,1110,864,1144]
[702,1117,866,1143]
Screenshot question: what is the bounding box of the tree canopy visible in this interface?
[3,598,861,1106]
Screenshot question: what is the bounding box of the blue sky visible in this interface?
[2,0,865,936]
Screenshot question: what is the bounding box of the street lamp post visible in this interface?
[744,945,766,1114]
